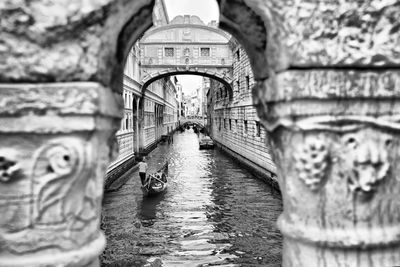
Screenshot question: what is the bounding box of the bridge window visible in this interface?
[164,47,174,57]
[246,75,250,91]
[236,49,240,61]
[183,48,190,56]
[256,121,261,137]
[200,48,210,57]
[229,119,232,130]
[244,120,248,134]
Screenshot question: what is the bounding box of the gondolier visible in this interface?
[138,157,148,185]
[141,161,169,197]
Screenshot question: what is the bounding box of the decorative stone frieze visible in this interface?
[254,69,400,266]
[0,82,122,267]
[294,136,329,191]
[341,131,392,196]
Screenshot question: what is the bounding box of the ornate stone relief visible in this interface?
[1,138,101,255]
[294,136,329,191]
[0,83,100,115]
[341,131,392,196]
[264,70,400,102]
[0,149,22,183]
[0,82,121,266]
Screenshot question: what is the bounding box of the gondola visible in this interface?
[141,161,169,197]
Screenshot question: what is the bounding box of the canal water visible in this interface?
[101,130,283,267]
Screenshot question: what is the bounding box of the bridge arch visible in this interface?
[139,14,234,98]
[142,69,233,98]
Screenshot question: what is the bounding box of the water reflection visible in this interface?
[138,194,166,227]
[101,129,282,266]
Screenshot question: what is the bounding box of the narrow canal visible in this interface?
[101,130,283,267]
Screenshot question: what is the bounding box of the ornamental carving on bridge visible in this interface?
[294,136,329,191]
[341,130,392,198]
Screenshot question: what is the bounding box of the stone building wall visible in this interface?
[209,40,277,179]
[106,0,178,183]
[142,77,179,148]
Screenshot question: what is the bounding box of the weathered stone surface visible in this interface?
[2,0,400,88]
[0,0,154,90]
[263,70,400,101]
[0,82,121,267]
[273,125,400,266]
[277,0,400,67]
[253,67,400,265]
[222,0,400,74]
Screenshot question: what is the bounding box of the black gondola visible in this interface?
[141,161,169,197]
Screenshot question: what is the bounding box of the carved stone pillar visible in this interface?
[254,70,400,266]
[0,82,122,267]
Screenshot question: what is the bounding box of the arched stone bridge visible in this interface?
[140,15,233,90]
[180,117,206,128]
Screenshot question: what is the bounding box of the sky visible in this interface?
[164,0,219,25]
[163,0,219,95]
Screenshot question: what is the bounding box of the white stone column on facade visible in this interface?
[0,82,122,267]
[136,98,141,153]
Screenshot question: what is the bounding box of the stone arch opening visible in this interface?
[142,71,233,100]
[2,0,399,266]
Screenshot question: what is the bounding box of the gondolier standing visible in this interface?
[138,157,148,185]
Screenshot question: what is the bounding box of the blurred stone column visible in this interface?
[254,70,400,266]
[0,82,122,267]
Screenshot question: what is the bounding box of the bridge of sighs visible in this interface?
[140,15,233,91]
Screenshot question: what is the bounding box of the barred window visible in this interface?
[256,121,261,137]
[165,47,174,57]
[200,48,210,57]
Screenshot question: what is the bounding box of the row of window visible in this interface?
[215,75,251,101]
[216,118,262,137]
[123,92,137,109]
[164,47,210,57]
[120,112,136,132]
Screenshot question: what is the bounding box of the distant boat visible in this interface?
[141,161,169,197]
[199,136,214,150]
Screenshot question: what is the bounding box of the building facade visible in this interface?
[106,0,179,182]
[207,37,277,184]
